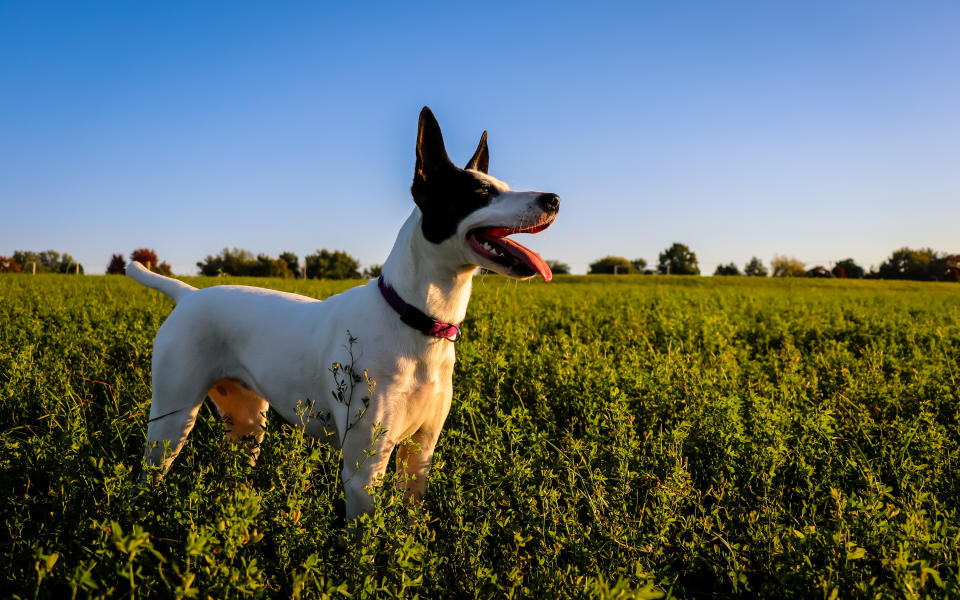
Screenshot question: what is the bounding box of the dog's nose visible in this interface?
[537,193,560,212]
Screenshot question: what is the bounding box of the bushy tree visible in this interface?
[943,254,960,282]
[588,256,635,274]
[130,248,158,269]
[363,264,383,278]
[12,250,83,274]
[744,257,767,277]
[249,254,294,278]
[0,256,23,273]
[878,247,941,281]
[197,248,256,276]
[278,252,301,278]
[805,266,832,278]
[106,254,126,274]
[546,260,571,275]
[657,243,699,275]
[305,249,361,279]
[197,248,300,277]
[362,264,383,279]
[713,263,740,276]
[130,248,172,275]
[832,258,864,279]
[631,258,647,272]
[771,255,806,277]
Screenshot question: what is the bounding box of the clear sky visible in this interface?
[2,2,958,275]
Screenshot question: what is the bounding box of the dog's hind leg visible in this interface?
[208,378,269,466]
[141,345,213,479]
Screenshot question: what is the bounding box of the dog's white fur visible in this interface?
[129,169,554,518]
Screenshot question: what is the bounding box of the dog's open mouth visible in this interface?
[467,221,554,281]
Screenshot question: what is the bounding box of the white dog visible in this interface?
[128,107,559,518]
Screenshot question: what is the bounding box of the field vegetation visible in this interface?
[1,274,958,598]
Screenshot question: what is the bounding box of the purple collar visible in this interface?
[377,276,462,341]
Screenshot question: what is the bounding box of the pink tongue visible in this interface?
[495,236,553,282]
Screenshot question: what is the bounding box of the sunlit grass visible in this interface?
[1,274,958,598]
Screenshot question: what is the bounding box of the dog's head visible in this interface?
[411,107,559,281]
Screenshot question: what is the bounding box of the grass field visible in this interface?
[1,273,958,599]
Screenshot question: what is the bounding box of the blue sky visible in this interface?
[1,2,957,274]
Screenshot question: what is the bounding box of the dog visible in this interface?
[127,107,559,518]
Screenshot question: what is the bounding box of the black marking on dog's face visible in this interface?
[411,107,499,244]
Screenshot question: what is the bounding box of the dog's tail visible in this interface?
[126,261,196,303]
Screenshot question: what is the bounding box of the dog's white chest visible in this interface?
[384,351,455,442]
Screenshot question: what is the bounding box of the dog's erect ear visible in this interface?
[415,107,453,181]
[465,131,489,173]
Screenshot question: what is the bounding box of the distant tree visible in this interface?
[130,248,172,275]
[943,254,960,282]
[771,255,806,277]
[588,256,636,274]
[305,249,361,279]
[713,263,740,276]
[878,247,941,281]
[13,249,83,274]
[130,248,158,269]
[14,251,47,273]
[744,257,767,277]
[0,256,23,273]
[831,258,864,279]
[657,243,699,275]
[197,248,301,277]
[631,258,647,272]
[250,254,294,278]
[361,265,383,279]
[805,266,832,278]
[362,264,383,279]
[197,248,257,276]
[279,252,301,278]
[106,254,126,274]
[546,260,571,275]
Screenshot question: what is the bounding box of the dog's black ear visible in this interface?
[415,107,453,181]
[465,131,489,173]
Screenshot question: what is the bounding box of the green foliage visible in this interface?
[806,266,832,278]
[197,248,295,278]
[12,249,84,274]
[279,252,302,279]
[877,247,954,281]
[589,256,636,274]
[2,274,960,598]
[362,264,383,279]
[832,258,865,279]
[305,249,361,280]
[714,262,740,276]
[547,260,571,275]
[744,257,767,277]
[657,243,699,275]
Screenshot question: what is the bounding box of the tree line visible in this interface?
[587,243,703,275]
[0,250,85,274]
[4,244,957,282]
[114,248,380,280]
[587,243,959,282]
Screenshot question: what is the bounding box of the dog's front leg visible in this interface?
[340,426,396,519]
[395,427,442,501]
